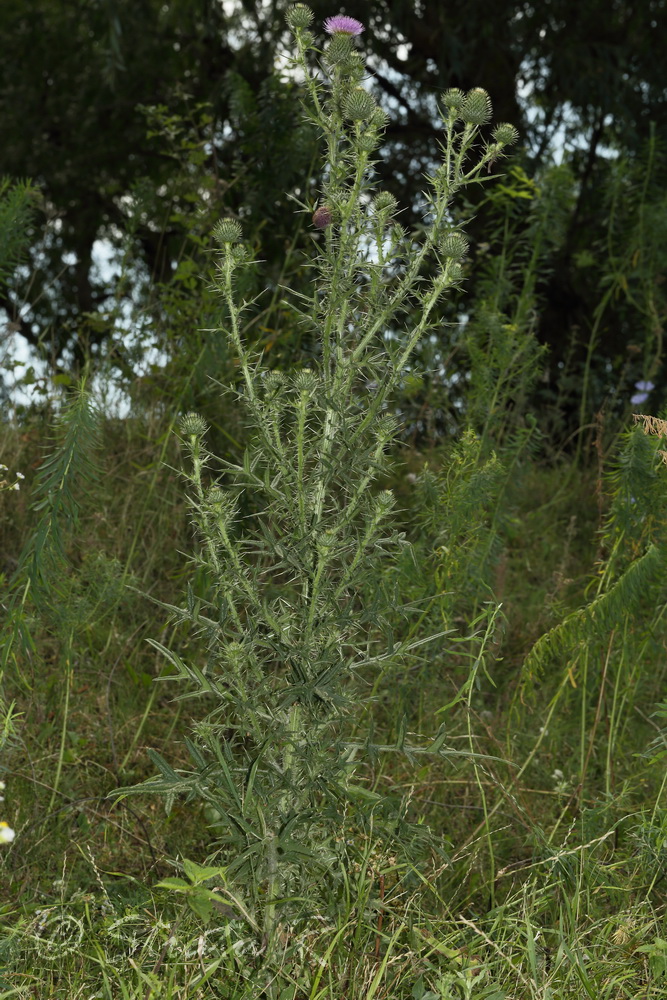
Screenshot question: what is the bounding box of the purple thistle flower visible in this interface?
[324,14,364,35]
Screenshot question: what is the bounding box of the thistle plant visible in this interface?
[117,6,517,956]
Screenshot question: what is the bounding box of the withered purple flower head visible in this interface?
[324,14,364,35]
[312,205,333,229]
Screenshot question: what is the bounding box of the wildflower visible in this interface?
[0,822,14,844]
[631,379,655,405]
[323,14,364,35]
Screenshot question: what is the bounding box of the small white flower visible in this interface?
[0,822,15,843]
[11,482,20,491]
[16,472,24,480]
[552,769,564,781]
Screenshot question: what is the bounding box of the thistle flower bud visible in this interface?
[207,486,227,506]
[374,490,395,516]
[356,134,379,153]
[441,88,465,112]
[325,33,354,64]
[461,88,492,126]
[285,3,313,30]
[448,261,464,283]
[207,487,237,529]
[492,123,519,146]
[180,412,208,437]
[263,371,287,396]
[212,219,242,245]
[293,369,318,394]
[391,223,407,247]
[222,641,245,670]
[375,414,399,441]
[373,192,398,217]
[439,232,469,259]
[370,107,389,130]
[312,204,333,229]
[231,245,248,265]
[343,87,377,122]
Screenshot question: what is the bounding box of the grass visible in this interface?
[0,403,666,999]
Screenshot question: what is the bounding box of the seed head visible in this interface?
[461,88,492,126]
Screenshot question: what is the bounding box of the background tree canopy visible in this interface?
[2,0,666,442]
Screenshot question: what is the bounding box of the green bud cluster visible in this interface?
[285,3,313,30]
[180,412,208,437]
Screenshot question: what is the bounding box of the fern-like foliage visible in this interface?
[0,176,39,290]
[1,381,102,672]
[522,422,667,688]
